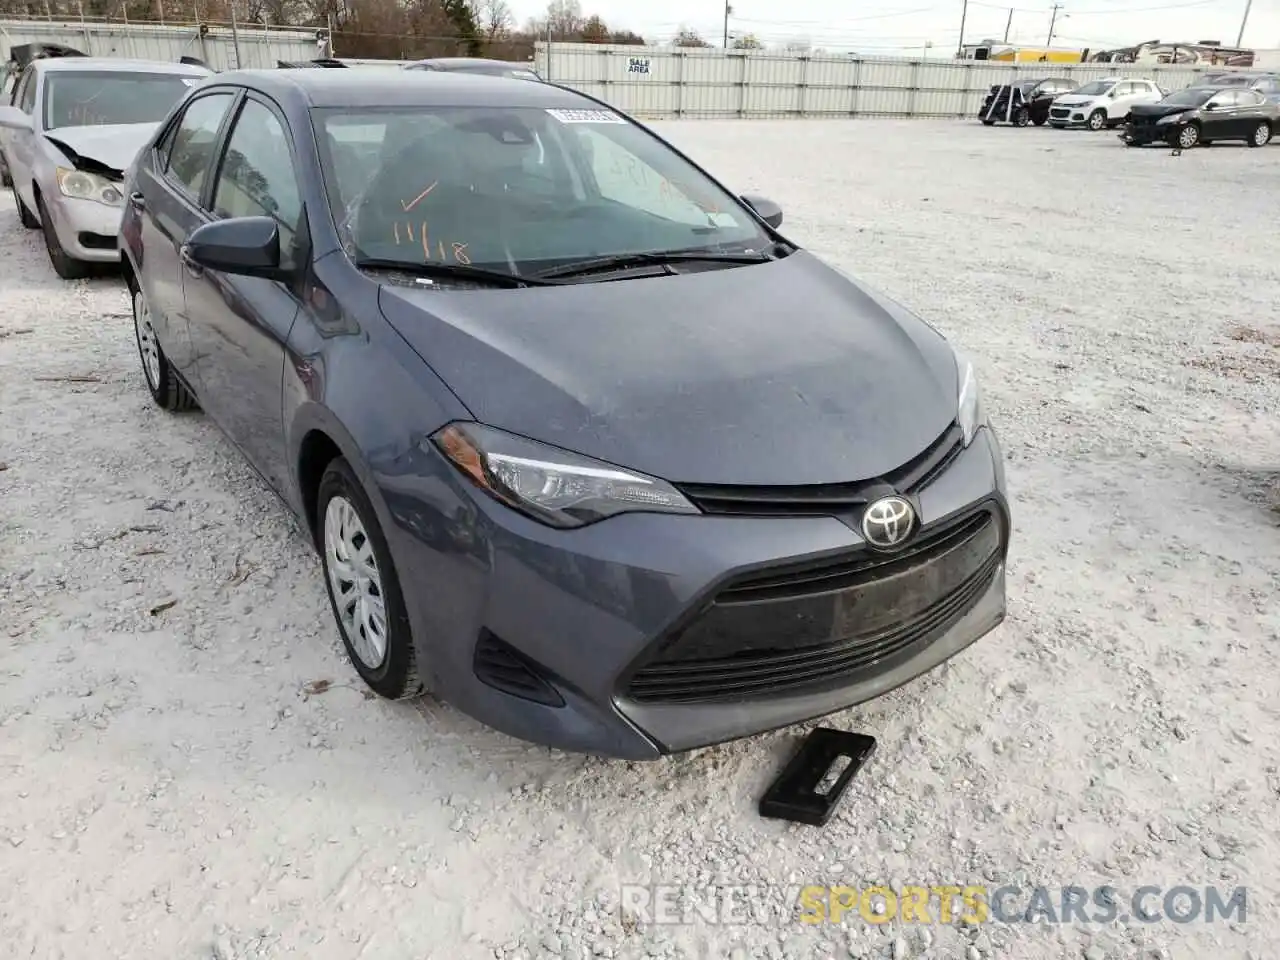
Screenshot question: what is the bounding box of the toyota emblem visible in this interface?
[861,496,916,550]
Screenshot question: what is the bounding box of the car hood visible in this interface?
[1130,102,1196,117]
[43,122,157,178]
[379,251,961,486]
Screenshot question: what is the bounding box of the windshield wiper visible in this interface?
[534,249,774,281]
[354,257,560,288]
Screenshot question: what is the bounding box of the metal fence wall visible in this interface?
[537,43,1227,119]
[0,18,320,71]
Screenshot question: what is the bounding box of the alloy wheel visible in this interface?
[133,289,161,391]
[1253,123,1271,146]
[1088,110,1106,131]
[324,495,388,669]
[1178,125,1199,149]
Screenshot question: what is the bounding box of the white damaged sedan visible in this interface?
[0,56,209,279]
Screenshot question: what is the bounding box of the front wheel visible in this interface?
[981,119,996,126]
[1032,116,1047,126]
[35,194,90,280]
[1013,107,1030,127]
[1248,121,1272,147]
[1177,124,1200,149]
[1087,109,1107,131]
[319,457,422,701]
[132,284,198,412]
[12,183,38,228]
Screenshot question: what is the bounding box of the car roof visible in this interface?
[413,57,535,70]
[35,57,211,75]
[212,68,589,109]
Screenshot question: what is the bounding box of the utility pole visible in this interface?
[1235,0,1252,46]
[1004,8,1013,42]
[956,0,969,57]
[1046,2,1063,47]
[723,2,732,47]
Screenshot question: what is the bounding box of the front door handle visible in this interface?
[179,244,203,277]
[128,191,146,211]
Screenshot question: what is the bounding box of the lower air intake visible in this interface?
[473,631,565,707]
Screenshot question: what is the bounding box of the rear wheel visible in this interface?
[1032,115,1047,126]
[1248,121,1271,147]
[35,193,90,280]
[1087,109,1107,131]
[981,119,996,126]
[1013,106,1030,127]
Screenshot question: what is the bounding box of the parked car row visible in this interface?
[978,70,1280,148]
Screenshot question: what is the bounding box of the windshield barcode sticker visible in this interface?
[545,108,625,124]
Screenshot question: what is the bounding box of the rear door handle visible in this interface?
[128,191,146,211]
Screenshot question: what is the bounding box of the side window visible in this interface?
[1113,82,1135,96]
[212,98,303,266]
[165,92,236,201]
[19,71,37,113]
[1209,90,1237,107]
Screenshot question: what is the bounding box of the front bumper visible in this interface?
[1122,122,1179,145]
[378,425,1010,760]
[1048,106,1091,126]
[43,192,123,262]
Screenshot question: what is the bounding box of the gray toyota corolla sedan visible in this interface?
[119,68,1009,760]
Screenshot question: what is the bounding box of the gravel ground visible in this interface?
[2,119,1278,960]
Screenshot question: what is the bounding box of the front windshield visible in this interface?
[1162,88,1214,107]
[314,105,772,274]
[43,71,199,129]
[1073,80,1115,97]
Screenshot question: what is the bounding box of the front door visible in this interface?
[6,67,39,211]
[182,94,305,495]
[1203,90,1242,138]
[137,90,238,384]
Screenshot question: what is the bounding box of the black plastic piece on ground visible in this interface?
[758,727,877,826]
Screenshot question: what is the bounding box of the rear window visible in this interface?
[43,70,199,130]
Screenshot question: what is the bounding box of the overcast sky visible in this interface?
[510,0,1279,56]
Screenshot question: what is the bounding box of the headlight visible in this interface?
[431,422,699,529]
[956,355,985,447]
[1156,113,1184,124]
[55,167,124,207]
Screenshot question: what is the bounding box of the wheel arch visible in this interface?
[289,403,384,550]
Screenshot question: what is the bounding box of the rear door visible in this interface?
[1233,89,1268,137]
[135,89,239,386]
[181,93,305,494]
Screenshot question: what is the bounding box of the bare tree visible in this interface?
[673,26,710,47]
[469,0,512,40]
[545,0,583,40]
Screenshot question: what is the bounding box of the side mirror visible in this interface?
[183,216,286,279]
[741,193,783,229]
[0,105,33,131]
[1204,101,1218,111]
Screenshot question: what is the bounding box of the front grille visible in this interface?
[623,506,1003,704]
[1130,115,1157,127]
[473,631,564,707]
[675,422,963,518]
[1050,107,1070,119]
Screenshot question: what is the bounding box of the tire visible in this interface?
[0,155,11,189]
[12,182,38,228]
[1087,109,1107,131]
[1177,123,1200,149]
[1013,107,1030,127]
[35,193,90,280]
[131,282,198,412]
[981,119,996,126]
[1247,121,1271,147]
[318,457,422,701]
[1032,116,1047,126]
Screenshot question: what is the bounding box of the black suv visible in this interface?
[980,77,1078,126]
